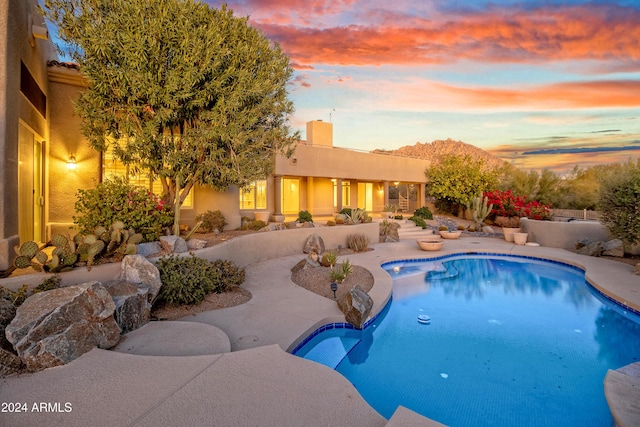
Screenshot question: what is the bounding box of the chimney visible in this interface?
[306,120,333,147]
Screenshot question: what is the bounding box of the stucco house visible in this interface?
[0,0,430,271]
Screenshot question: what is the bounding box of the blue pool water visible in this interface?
[293,255,640,426]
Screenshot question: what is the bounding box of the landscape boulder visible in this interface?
[186,238,207,251]
[137,241,162,257]
[634,263,640,276]
[102,280,150,334]
[603,239,624,257]
[0,347,23,376]
[119,255,163,304]
[5,282,121,371]
[576,241,604,257]
[0,298,16,351]
[160,235,188,253]
[303,234,325,255]
[337,285,373,329]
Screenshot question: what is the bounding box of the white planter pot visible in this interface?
[502,227,521,242]
[513,232,528,245]
[253,212,271,222]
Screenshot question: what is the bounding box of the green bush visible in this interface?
[209,260,245,293]
[197,210,227,233]
[297,210,313,223]
[74,177,173,242]
[0,276,62,307]
[599,162,640,245]
[155,254,245,306]
[413,206,433,220]
[408,216,427,229]
[248,220,267,230]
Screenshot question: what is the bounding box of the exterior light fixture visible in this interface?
[330,282,338,299]
[66,155,77,170]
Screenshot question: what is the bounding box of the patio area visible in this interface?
[1,225,639,426]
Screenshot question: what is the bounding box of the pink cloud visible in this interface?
[249,5,640,67]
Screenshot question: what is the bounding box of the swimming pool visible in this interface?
[293,254,640,426]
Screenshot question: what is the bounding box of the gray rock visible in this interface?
[137,241,162,257]
[482,226,495,234]
[119,255,162,304]
[575,237,594,250]
[160,235,188,253]
[603,239,624,257]
[0,347,23,377]
[5,282,120,371]
[0,298,16,352]
[337,285,373,329]
[634,263,640,276]
[102,280,150,334]
[576,241,604,257]
[186,238,207,250]
[303,234,325,255]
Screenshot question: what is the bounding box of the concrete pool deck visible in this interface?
[1,229,639,426]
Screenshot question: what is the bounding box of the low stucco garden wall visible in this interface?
[520,218,610,251]
[193,222,379,267]
[0,223,379,290]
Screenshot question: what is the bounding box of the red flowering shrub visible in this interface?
[483,190,551,221]
[74,177,174,241]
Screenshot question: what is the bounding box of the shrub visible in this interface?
[347,233,369,252]
[408,216,427,229]
[483,190,551,221]
[0,276,62,307]
[297,210,313,223]
[74,177,173,242]
[155,254,245,305]
[599,162,640,245]
[197,210,227,233]
[339,208,353,216]
[248,220,267,230]
[209,259,245,293]
[413,206,433,220]
[326,220,336,226]
[393,215,403,220]
[380,219,393,235]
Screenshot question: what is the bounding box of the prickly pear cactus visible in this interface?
[18,241,40,258]
[14,255,32,269]
[50,233,68,248]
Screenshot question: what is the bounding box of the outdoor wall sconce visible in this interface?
[330,282,338,299]
[66,155,77,170]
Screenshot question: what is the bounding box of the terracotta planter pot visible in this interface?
[439,231,462,239]
[417,240,444,251]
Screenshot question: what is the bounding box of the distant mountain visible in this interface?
[373,138,509,170]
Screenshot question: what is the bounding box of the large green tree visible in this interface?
[43,0,298,233]
[426,154,498,214]
[598,160,640,246]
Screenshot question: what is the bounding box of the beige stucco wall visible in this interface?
[0,0,56,269]
[276,143,430,183]
[193,185,242,230]
[47,68,101,237]
[307,120,333,147]
[520,218,611,250]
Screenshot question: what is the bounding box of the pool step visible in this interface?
[302,336,361,369]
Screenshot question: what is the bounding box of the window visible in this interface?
[239,180,267,209]
[102,150,192,207]
[333,180,351,207]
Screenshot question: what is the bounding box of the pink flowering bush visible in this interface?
[483,190,551,221]
[74,177,174,241]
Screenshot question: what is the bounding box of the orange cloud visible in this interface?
[252,5,640,67]
[355,78,640,112]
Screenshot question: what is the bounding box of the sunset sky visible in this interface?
[203,0,640,174]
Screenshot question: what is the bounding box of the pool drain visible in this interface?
[417,314,431,324]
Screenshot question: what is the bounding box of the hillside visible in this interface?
[373,138,509,170]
